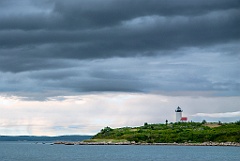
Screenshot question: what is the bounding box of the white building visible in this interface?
[175,106,183,122]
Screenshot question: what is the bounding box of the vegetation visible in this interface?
[92,121,240,143]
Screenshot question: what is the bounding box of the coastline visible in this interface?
[54,141,240,147]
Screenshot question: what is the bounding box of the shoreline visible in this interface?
[54,141,240,147]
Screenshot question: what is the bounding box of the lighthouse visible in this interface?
[175,106,183,122]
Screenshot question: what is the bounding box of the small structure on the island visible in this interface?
[175,106,188,122]
[180,117,188,122]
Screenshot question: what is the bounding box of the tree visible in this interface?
[218,121,222,125]
[165,119,168,125]
[235,120,240,125]
[202,120,207,124]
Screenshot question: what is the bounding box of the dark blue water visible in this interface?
[0,142,239,161]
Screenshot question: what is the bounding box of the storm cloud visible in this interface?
[0,0,240,135]
[0,0,239,99]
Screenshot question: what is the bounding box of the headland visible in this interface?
[54,121,240,147]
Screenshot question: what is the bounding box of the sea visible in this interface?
[0,142,239,161]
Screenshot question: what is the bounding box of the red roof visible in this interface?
[181,117,188,121]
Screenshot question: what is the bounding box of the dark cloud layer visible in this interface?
[1,0,239,30]
[0,0,239,99]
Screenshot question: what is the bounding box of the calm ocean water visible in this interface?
[0,142,239,161]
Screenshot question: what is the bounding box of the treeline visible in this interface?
[93,121,240,143]
[0,135,92,142]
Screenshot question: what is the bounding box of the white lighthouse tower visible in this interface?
[175,106,183,122]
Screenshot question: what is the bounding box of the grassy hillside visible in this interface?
[92,121,240,143]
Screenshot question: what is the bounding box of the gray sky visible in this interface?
[0,0,239,135]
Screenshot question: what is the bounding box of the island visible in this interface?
[55,121,240,146]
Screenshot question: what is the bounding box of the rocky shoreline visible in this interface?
[54,141,240,147]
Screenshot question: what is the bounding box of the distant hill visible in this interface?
[92,121,240,143]
[0,135,92,142]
